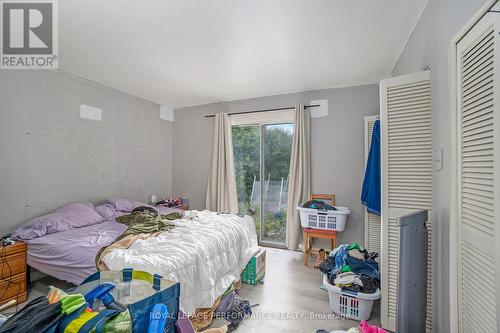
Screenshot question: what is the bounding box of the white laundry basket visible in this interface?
[323,275,380,321]
[297,206,350,231]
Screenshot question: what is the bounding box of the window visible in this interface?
[231,111,294,247]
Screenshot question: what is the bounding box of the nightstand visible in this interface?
[0,241,27,309]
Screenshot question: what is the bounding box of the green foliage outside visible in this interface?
[232,126,260,215]
[232,124,293,244]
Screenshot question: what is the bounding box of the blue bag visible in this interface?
[70,268,180,333]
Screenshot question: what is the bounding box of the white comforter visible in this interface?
[102,210,259,314]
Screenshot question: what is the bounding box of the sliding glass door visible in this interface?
[232,123,294,247]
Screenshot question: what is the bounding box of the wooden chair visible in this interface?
[303,194,337,266]
[311,193,335,206]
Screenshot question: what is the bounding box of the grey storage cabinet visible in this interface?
[396,210,428,333]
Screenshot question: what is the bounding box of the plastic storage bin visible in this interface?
[297,206,350,231]
[323,275,380,321]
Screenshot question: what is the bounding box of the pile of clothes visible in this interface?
[302,200,337,210]
[319,242,380,294]
[190,282,256,333]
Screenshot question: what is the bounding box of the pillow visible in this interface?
[94,204,119,220]
[104,197,154,213]
[12,202,104,241]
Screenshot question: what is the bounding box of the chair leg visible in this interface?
[303,232,309,266]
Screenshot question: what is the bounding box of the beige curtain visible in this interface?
[286,105,311,251]
[206,112,239,213]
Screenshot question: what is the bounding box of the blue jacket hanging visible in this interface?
[361,119,381,216]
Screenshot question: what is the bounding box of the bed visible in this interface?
[12,198,259,314]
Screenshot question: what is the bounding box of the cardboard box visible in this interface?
[242,248,266,285]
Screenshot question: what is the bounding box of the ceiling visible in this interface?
[60,0,428,108]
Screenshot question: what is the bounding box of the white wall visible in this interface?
[0,70,173,234]
[172,84,379,245]
[391,0,486,331]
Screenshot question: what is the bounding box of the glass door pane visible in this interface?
[232,126,261,237]
[261,123,294,246]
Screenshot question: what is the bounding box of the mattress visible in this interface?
[102,210,259,314]
[25,220,127,284]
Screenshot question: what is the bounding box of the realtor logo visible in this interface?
[1,0,58,69]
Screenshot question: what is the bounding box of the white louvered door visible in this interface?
[364,116,381,258]
[456,11,499,333]
[380,71,433,332]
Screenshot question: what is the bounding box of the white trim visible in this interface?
[448,2,498,332]
[363,115,380,248]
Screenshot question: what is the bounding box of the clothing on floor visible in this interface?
[215,291,236,314]
[218,298,253,326]
[347,328,362,333]
[199,326,228,333]
[190,296,222,332]
[191,280,250,333]
[358,320,387,333]
[361,119,381,216]
[0,296,63,333]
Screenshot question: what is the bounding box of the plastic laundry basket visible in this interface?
[323,275,380,321]
[297,206,350,231]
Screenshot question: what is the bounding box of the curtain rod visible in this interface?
[204,104,320,118]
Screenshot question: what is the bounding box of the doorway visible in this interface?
[232,123,294,247]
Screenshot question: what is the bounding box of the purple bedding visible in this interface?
[14,198,182,284]
[25,220,126,284]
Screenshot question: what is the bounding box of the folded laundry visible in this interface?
[333,272,363,288]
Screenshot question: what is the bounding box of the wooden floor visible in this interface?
[5,248,381,333]
[229,247,381,333]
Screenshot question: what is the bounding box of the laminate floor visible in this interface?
[212,247,381,333]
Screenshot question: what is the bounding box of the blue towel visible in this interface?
[361,119,381,216]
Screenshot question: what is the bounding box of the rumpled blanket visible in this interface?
[96,210,183,269]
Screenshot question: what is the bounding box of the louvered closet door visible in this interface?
[364,116,381,258]
[456,12,499,333]
[380,71,432,332]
